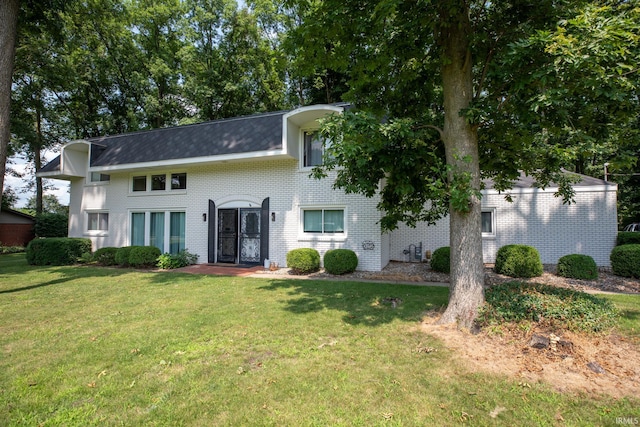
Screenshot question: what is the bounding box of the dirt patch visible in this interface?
[419,312,640,398]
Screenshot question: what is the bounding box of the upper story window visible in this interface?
[303,131,324,167]
[131,172,187,193]
[90,172,110,183]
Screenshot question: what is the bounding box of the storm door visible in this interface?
[217,209,238,263]
[239,208,261,264]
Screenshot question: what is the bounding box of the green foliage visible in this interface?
[494,245,543,278]
[93,247,119,266]
[430,247,450,274]
[323,249,358,275]
[556,254,598,280]
[478,282,618,333]
[115,246,141,267]
[128,246,161,268]
[286,248,320,275]
[26,238,92,266]
[617,232,640,246]
[610,245,640,278]
[157,250,199,270]
[34,213,68,238]
[0,245,25,254]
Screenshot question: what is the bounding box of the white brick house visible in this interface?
[38,104,618,270]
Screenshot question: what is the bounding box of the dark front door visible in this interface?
[217,209,238,263]
[217,208,262,264]
[239,208,261,264]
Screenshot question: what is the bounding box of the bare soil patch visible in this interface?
[420,314,640,398]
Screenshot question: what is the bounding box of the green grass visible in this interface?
[1,253,639,426]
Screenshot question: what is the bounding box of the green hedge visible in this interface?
[557,254,598,280]
[494,244,543,278]
[286,248,320,275]
[610,244,640,278]
[617,232,640,246]
[323,249,358,275]
[430,247,450,273]
[129,246,161,268]
[34,213,68,238]
[93,247,119,266]
[115,246,141,267]
[26,237,92,265]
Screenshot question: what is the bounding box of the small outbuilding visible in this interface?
[0,208,36,247]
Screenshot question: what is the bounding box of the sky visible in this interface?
[5,150,70,208]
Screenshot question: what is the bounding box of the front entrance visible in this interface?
[217,208,262,264]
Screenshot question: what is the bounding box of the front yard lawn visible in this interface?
[1,254,638,425]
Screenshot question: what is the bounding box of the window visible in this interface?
[151,174,166,191]
[87,212,109,231]
[481,209,496,237]
[131,173,187,193]
[171,173,187,190]
[303,209,344,234]
[130,210,186,254]
[133,176,147,192]
[90,172,110,182]
[303,131,324,167]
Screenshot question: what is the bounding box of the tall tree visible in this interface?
[0,0,20,212]
[292,0,637,327]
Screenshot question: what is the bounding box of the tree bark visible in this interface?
[436,2,485,328]
[0,0,20,212]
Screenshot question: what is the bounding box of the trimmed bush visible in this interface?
[494,244,543,278]
[34,213,68,238]
[477,281,618,333]
[286,248,320,275]
[610,244,640,278]
[26,237,92,265]
[93,247,119,266]
[430,246,450,273]
[128,246,162,268]
[115,246,141,267]
[556,254,598,280]
[616,232,640,246]
[157,250,199,269]
[323,249,358,275]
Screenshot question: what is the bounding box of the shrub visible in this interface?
[556,254,598,280]
[26,237,92,265]
[286,248,320,275]
[610,244,640,278]
[430,246,450,273]
[323,249,358,275]
[128,246,162,268]
[34,213,68,238]
[157,250,199,269]
[1,245,25,254]
[115,246,141,267]
[93,247,119,266]
[494,244,543,278]
[477,282,618,333]
[616,232,640,246]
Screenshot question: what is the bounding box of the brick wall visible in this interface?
[0,223,35,246]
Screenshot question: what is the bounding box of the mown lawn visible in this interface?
[1,253,638,426]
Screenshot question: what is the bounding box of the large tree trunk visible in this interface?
[0,0,20,212]
[437,2,485,328]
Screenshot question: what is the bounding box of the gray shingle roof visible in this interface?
[88,110,286,167]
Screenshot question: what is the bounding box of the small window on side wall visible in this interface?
[481,210,496,237]
[90,172,110,182]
